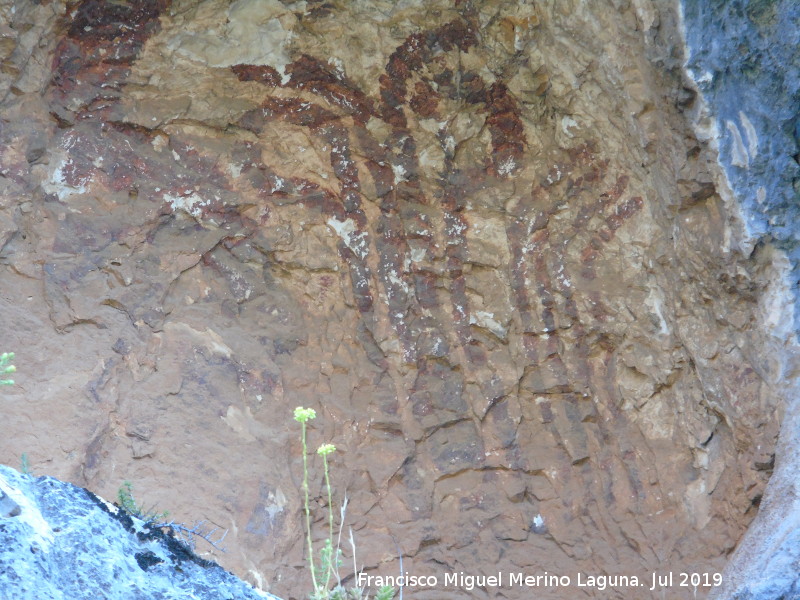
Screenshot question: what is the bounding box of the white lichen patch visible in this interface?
[497,156,517,176]
[326,217,369,259]
[454,303,467,319]
[545,165,563,186]
[530,513,547,533]
[227,162,243,179]
[560,115,578,138]
[386,269,408,292]
[443,133,456,155]
[44,158,90,201]
[409,246,427,263]
[327,56,345,78]
[554,262,572,289]
[164,192,211,218]
[446,217,467,237]
[391,163,408,185]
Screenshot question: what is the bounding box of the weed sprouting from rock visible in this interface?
[116,481,227,553]
[294,406,396,600]
[0,352,16,386]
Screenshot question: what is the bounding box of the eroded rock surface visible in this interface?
[0,1,791,598]
[682,0,800,325]
[680,2,800,598]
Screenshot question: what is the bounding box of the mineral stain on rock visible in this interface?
[0,0,796,599]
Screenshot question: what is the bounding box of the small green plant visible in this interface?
[117,480,170,523]
[20,453,32,476]
[6,359,31,477]
[373,588,396,600]
[0,352,16,386]
[116,480,228,552]
[294,406,396,600]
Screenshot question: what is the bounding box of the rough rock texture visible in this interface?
[0,464,278,599]
[680,2,800,598]
[0,1,793,599]
[682,0,800,326]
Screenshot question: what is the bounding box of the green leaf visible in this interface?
[0,351,16,386]
[117,481,168,523]
[20,453,32,476]
[375,586,396,600]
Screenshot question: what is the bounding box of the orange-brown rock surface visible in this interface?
[0,1,792,598]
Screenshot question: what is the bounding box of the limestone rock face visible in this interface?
[680,2,800,598]
[0,1,791,599]
[0,464,277,600]
[682,0,800,321]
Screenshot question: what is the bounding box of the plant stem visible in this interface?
[322,453,334,589]
[300,420,319,594]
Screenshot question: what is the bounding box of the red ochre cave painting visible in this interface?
[47,1,643,397]
[228,11,531,370]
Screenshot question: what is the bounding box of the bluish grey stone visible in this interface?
[0,465,281,600]
[682,0,800,324]
[681,4,800,599]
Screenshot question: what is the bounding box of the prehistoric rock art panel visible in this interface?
[0,1,787,598]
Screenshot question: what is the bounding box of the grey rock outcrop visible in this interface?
[680,2,800,598]
[0,464,279,600]
[682,0,800,325]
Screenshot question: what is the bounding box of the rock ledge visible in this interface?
[0,464,279,600]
